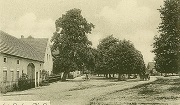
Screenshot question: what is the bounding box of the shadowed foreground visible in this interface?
[90,76,180,105]
[1,75,156,105]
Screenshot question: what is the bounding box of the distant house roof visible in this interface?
[0,30,48,62]
[147,62,155,70]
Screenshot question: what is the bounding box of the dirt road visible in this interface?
[0,76,157,105]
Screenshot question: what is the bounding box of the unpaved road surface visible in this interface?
[0,76,157,105]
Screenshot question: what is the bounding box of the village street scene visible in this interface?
[0,0,180,105]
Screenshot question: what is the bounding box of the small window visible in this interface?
[11,71,14,81]
[49,55,50,60]
[3,71,7,82]
[3,57,7,63]
[16,71,19,80]
[17,60,20,64]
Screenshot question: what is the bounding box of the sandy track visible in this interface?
[0,76,157,105]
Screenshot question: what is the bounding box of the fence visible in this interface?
[0,79,35,93]
[48,75,61,83]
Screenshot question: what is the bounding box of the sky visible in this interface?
[0,0,164,64]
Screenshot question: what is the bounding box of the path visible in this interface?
[0,76,157,105]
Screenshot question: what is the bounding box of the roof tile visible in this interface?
[0,31,48,62]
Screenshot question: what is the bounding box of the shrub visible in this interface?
[18,73,31,91]
[12,83,18,91]
[42,70,49,80]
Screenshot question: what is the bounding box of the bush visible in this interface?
[13,83,18,91]
[18,73,32,91]
[42,70,49,80]
[68,73,74,79]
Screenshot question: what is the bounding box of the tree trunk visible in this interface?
[61,71,68,81]
[128,74,130,79]
[108,74,111,78]
[105,74,108,78]
[118,73,122,81]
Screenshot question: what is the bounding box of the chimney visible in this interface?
[21,35,24,39]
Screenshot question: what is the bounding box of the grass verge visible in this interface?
[89,77,180,105]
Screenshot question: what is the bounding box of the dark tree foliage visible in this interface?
[51,8,94,81]
[96,36,145,80]
[153,0,180,73]
[108,40,146,80]
[96,35,119,77]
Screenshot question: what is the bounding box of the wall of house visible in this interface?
[43,39,53,75]
[0,53,43,87]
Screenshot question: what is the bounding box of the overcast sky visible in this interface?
[0,0,164,64]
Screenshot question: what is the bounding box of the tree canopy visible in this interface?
[96,35,146,80]
[96,35,119,76]
[108,39,146,80]
[51,8,94,81]
[152,0,180,73]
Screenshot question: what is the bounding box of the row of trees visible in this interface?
[51,8,146,81]
[52,0,180,81]
[96,36,146,80]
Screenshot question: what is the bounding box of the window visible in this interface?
[3,57,7,63]
[3,71,7,82]
[10,71,14,81]
[49,55,50,60]
[16,71,19,80]
[17,60,20,64]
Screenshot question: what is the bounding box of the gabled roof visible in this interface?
[0,31,47,62]
[20,36,48,60]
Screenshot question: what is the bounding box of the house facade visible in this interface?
[0,31,53,89]
[20,35,53,75]
[147,62,160,76]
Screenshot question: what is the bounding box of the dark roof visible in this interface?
[20,37,48,60]
[147,62,155,70]
[0,31,47,62]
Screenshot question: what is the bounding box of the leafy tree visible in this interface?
[153,0,180,73]
[108,40,146,80]
[96,35,119,78]
[51,8,94,81]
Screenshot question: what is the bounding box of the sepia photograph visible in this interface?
[0,0,180,105]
